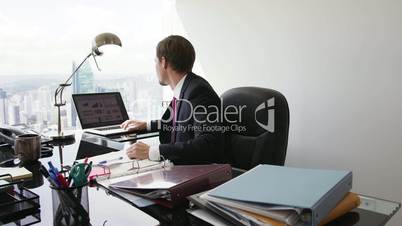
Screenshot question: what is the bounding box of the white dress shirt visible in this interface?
[148,74,187,161]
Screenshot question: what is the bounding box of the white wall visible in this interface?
[176,0,402,225]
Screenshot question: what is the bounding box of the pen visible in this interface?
[57,173,69,188]
[40,166,72,222]
[48,161,59,175]
[97,156,123,165]
[85,161,93,176]
[49,171,61,187]
[48,161,61,186]
[40,165,59,187]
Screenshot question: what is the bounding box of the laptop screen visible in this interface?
[72,92,129,129]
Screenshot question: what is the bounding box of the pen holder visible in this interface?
[50,182,90,226]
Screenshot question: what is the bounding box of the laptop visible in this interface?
[72,92,131,136]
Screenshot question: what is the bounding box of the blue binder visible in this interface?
[207,164,352,226]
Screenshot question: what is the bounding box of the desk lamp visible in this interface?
[51,33,122,141]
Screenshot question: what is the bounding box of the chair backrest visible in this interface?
[221,87,290,170]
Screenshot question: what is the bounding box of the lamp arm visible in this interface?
[62,52,93,86]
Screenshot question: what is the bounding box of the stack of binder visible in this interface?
[109,164,232,207]
[83,151,175,208]
[195,164,360,226]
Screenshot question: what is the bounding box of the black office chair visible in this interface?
[221,87,290,170]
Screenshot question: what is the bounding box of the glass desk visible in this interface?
[1,132,160,226]
[0,132,400,226]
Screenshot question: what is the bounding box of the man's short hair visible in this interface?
[156,35,196,73]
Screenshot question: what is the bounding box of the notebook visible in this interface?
[0,166,32,181]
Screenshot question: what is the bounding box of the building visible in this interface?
[0,89,8,125]
[8,105,20,125]
[71,61,95,127]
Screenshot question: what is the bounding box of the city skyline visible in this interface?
[0,71,164,133]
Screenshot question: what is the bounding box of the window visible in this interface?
[0,0,199,133]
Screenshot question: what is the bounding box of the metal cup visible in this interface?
[14,134,41,162]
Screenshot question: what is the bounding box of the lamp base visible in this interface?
[48,131,76,145]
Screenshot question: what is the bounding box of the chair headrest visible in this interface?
[220,87,289,137]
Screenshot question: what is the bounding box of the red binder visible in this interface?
[109,164,232,206]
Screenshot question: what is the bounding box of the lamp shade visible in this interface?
[92,32,122,56]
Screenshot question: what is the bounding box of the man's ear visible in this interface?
[161,57,168,69]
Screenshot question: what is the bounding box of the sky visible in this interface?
[0,0,180,78]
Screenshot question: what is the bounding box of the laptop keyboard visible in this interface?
[97,126,123,131]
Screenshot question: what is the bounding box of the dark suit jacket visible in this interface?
[150,72,224,164]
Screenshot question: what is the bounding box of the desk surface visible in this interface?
[1,132,400,226]
[2,132,160,226]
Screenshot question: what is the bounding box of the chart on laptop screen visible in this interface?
[75,94,124,125]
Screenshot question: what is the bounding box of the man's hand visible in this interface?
[121,119,147,131]
[126,141,150,160]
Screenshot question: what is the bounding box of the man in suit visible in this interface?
[121,35,224,164]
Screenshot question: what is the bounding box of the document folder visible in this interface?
[110,164,232,206]
[77,151,172,182]
[206,164,352,226]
